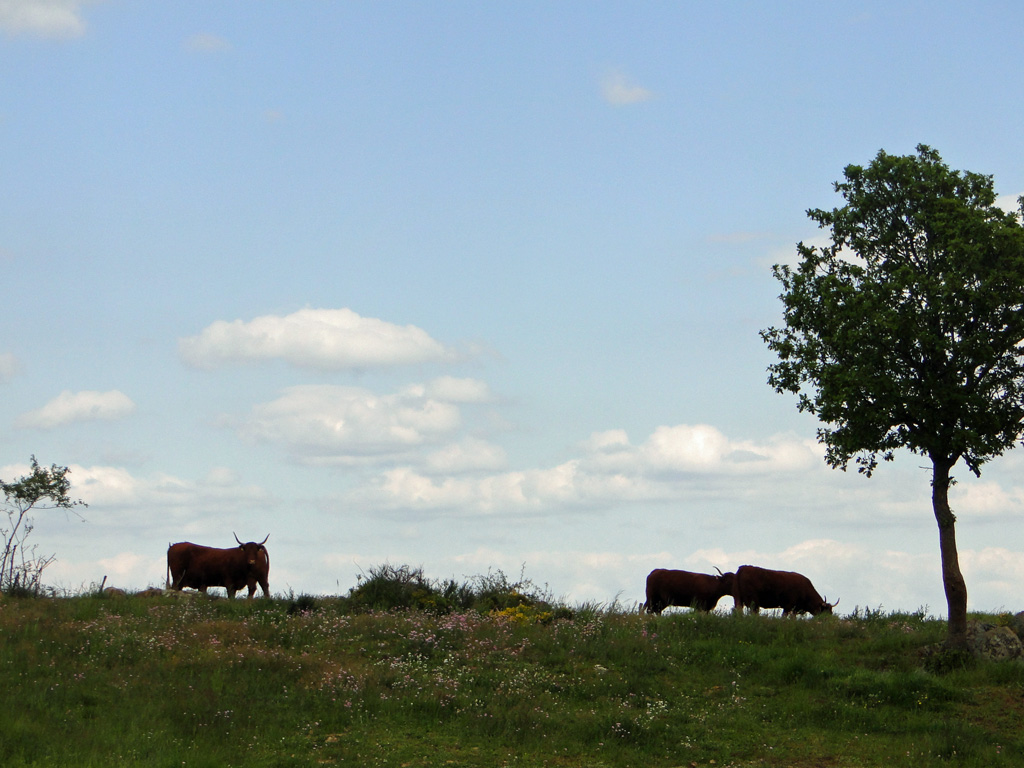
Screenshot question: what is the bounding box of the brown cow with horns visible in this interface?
[732,564,836,616]
[642,567,736,614]
[166,534,270,599]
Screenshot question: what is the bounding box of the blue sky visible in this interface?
[3,1,1024,613]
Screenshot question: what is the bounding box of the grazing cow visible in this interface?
[642,568,736,614]
[733,565,837,617]
[166,534,270,599]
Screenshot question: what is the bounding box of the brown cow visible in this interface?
[642,568,736,614]
[733,565,836,616]
[166,534,270,599]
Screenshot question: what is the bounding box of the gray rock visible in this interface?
[967,621,1023,661]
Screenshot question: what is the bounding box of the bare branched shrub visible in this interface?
[1,457,86,595]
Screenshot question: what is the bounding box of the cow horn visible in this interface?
[234,532,243,546]
[714,566,724,576]
[829,597,840,608]
[259,534,269,546]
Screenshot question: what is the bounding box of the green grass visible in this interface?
[1,587,1022,767]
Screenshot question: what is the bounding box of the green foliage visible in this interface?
[922,644,977,675]
[0,457,86,595]
[285,593,320,615]
[465,565,556,612]
[0,595,1021,767]
[761,145,1024,477]
[342,563,564,617]
[345,563,467,613]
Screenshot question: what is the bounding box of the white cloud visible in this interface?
[962,546,1024,579]
[357,423,823,515]
[97,551,153,581]
[66,464,146,506]
[0,460,270,523]
[424,438,507,474]
[66,464,272,522]
[179,307,457,371]
[643,424,733,470]
[185,32,231,52]
[360,463,620,514]
[16,389,135,429]
[583,429,630,451]
[424,376,493,403]
[240,383,464,462]
[0,0,92,38]
[0,352,18,383]
[203,466,240,487]
[961,548,1024,609]
[585,424,820,476]
[363,462,603,515]
[234,377,495,466]
[950,480,1024,520]
[995,193,1022,218]
[601,71,654,106]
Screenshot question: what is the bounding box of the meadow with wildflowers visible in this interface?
[1,567,1023,767]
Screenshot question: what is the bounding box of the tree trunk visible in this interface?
[932,457,968,649]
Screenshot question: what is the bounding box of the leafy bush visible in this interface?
[468,566,552,611]
[345,563,436,612]
[921,643,977,674]
[342,563,569,618]
[286,593,320,615]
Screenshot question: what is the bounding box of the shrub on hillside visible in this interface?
[343,563,569,617]
[345,564,435,612]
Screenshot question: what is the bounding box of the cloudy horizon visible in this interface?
[3,1,1024,615]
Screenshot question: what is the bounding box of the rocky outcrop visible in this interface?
[967,620,1024,661]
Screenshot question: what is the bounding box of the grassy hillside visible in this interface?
[1,578,1022,767]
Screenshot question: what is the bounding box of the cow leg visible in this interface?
[169,571,185,591]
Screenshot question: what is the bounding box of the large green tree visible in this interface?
[761,145,1024,648]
